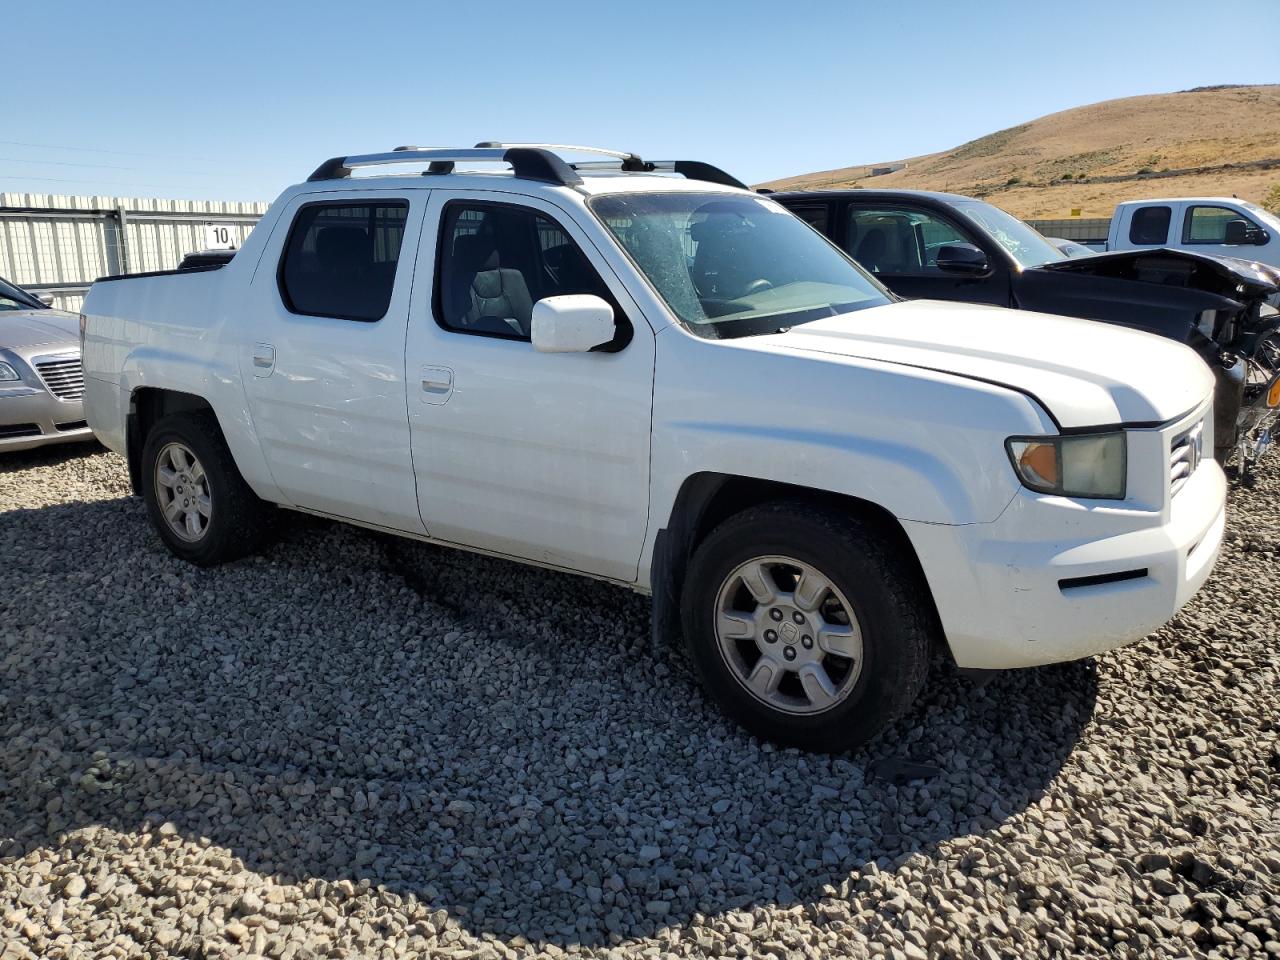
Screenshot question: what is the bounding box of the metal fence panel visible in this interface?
[1027,218,1112,242]
[0,193,268,311]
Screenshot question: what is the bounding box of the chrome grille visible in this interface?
[1169,420,1203,498]
[34,355,84,401]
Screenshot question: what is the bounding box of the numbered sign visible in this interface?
[203,223,236,250]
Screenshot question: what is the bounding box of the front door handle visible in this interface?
[419,365,454,404]
[252,343,276,377]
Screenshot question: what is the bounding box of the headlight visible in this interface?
[1006,432,1127,500]
[0,361,20,382]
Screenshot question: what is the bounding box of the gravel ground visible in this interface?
[0,443,1277,960]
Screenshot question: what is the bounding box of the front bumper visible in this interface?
[0,387,92,452]
[904,443,1226,670]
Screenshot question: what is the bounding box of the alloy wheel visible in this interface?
[154,442,212,542]
[714,555,864,715]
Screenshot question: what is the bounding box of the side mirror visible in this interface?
[1224,219,1270,246]
[1224,219,1253,245]
[935,242,991,276]
[36,293,56,307]
[531,294,616,353]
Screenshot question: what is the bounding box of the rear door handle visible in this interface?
[419,365,454,404]
[252,343,276,377]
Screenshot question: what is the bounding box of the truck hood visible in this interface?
[0,309,80,350]
[755,299,1214,429]
[1034,247,1280,299]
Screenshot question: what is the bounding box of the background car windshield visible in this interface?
[950,201,1066,268]
[0,277,40,311]
[590,193,890,338]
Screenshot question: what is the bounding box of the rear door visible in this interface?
[839,200,1012,305]
[403,189,655,582]
[240,188,428,533]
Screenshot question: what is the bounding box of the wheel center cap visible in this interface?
[779,621,799,644]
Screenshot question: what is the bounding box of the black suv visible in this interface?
[771,188,1280,465]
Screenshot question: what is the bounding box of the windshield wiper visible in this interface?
[704,301,870,340]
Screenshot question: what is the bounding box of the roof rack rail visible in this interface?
[568,159,748,190]
[474,141,644,165]
[307,147,583,186]
[478,142,748,190]
[306,143,747,190]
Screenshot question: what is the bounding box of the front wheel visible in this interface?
[680,502,934,753]
[141,412,272,566]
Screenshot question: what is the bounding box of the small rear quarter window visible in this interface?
[1128,206,1171,246]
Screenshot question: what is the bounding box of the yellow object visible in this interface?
[1267,378,1280,408]
[1070,208,1082,217]
[1018,442,1059,487]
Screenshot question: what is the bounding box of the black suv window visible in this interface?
[1128,206,1171,245]
[435,201,618,340]
[845,207,972,274]
[789,205,829,233]
[279,201,409,321]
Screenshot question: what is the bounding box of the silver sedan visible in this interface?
[0,277,92,452]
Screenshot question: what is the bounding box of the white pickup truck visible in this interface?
[82,144,1227,752]
[1104,197,1280,269]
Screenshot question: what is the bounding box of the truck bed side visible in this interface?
[81,253,284,504]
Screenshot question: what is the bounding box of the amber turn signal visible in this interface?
[1017,442,1058,488]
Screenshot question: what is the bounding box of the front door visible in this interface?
[240,189,428,533]
[1180,203,1272,261]
[404,190,655,582]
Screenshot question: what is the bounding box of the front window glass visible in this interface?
[1183,205,1258,244]
[844,207,973,274]
[949,200,1065,268]
[435,201,621,340]
[589,193,890,338]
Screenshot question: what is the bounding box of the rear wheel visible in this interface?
[141,412,272,565]
[681,501,933,752]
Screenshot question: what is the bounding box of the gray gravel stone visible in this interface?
[1,445,1278,959]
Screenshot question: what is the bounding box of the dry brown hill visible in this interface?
[760,85,1280,219]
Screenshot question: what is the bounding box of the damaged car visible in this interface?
[772,188,1280,467]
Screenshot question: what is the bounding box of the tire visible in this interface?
[680,501,934,753]
[141,412,272,566]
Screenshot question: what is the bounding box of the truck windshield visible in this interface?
[949,200,1066,268]
[1241,201,1280,234]
[589,192,891,338]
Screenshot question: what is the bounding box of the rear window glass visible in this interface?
[789,205,829,233]
[279,202,409,321]
[1128,206,1171,245]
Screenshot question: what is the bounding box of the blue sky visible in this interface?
[4,0,1277,201]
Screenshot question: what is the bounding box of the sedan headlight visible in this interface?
[0,361,20,382]
[1006,432,1127,500]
